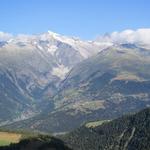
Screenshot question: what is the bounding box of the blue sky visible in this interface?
[0,0,149,39]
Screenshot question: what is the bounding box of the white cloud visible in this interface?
[0,32,13,41]
[97,28,150,46]
[15,34,36,42]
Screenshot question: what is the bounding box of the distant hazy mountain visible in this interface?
[1,29,150,133]
[0,31,106,124]
[4,43,150,133]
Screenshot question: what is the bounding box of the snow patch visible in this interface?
[47,45,58,55]
[46,31,100,58]
[0,32,13,41]
[37,45,43,50]
[52,65,69,79]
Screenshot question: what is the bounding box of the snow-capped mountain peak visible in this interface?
[47,30,60,37]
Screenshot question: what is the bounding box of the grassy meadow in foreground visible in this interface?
[0,132,21,146]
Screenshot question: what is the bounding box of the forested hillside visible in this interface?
[63,107,150,150]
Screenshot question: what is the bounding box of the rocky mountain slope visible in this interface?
[1,29,150,134]
[0,31,106,124]
[4,43,150,133]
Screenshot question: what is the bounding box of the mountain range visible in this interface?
[0,31,106,124]
[0,29,150,134]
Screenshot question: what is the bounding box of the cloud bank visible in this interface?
[0,32,13,41]
[97,28,150,45]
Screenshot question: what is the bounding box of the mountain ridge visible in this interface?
[1,29,150,133]
[2,42,150,133]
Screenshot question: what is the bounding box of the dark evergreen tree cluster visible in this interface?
[62,107,150,150]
